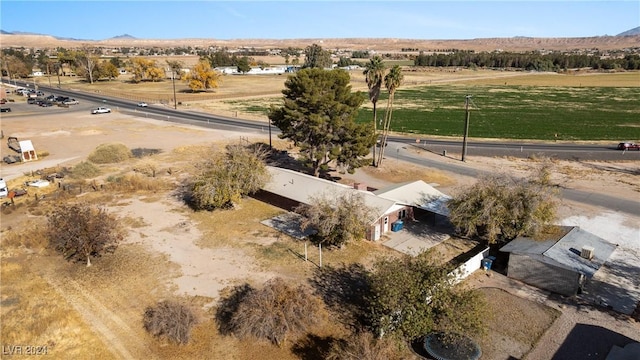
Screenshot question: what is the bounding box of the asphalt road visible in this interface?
[5,80,639,216]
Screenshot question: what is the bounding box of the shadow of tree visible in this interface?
[582,162,640,176]
[131,147,162,158]
[308,263,373,331]
[291,334,341,360]
[214,283,253,335]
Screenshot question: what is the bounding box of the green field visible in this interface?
[355,85,640,141]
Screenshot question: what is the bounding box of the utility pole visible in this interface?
[461,95,472,162]
[268,119,272,150]
[172,69,177,110]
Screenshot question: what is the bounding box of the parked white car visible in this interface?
[91,107,111,114]
[63,99,79,105]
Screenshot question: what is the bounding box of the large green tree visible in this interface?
[268,68,375,176]
[363,56,386,166]
[303,43,333,69]
[368,253,486,341]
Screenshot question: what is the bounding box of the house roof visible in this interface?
[374,180,451,216]
[500,226,617,277]
[263,166,400,221]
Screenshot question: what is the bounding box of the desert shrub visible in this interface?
[447,171,557,244]
[87,143,132,164]
[70,161,101,179]
[327,331,401,360]
[47,202,123,267]
[218,278,326,346]
[191,143,270,210]
[105,174,168,191]
[296,191,375,247]
[133,159,158,177]
[143,300,197,345]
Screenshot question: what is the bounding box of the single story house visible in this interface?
[257,167,452,241]
[500,226,617,296]
[373,180,452,217]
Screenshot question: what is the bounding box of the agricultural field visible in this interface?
[43,68,638,141]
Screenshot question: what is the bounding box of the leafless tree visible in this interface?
[47,203,123,267]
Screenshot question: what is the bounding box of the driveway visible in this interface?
[380,216,451,256]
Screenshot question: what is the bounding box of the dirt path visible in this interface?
[32,261,149,360]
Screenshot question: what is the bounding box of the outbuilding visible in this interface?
[499,226,617,296]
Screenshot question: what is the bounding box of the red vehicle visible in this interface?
[617,142,640,150]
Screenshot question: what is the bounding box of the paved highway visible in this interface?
[11,79,637,162]
[6,80,639,216]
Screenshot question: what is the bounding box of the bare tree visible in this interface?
[74,47,98,84]
[47,203,123,267]
[143,300,197,344]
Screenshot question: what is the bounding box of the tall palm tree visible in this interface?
[363,56,386,166]
[378,65,403,167]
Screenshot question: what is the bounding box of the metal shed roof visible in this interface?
[500,226,617,277]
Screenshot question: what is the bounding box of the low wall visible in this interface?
[449,245,490,284]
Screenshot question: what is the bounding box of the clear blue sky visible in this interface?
[1,1,638,40]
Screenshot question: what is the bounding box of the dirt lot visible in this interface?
[1,84,639,359]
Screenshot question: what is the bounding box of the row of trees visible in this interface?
[414,51,640,70]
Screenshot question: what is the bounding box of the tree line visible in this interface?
[414,50,640,70]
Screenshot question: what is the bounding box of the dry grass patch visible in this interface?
[357,162,456,187]
[1,257,115,360]
[191,197,285,249]
[475,287,560,360]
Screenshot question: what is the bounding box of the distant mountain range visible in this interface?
[1,27,639,41]
[2,28,639,53]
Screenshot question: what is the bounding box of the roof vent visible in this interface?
[580,246,595,260]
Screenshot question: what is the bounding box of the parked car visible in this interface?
[91,107,111,114]
[617,142,640,150]
[137,102,148,107]
[0,107,11,112]
[39,102,53,107]
[63,99,79,105]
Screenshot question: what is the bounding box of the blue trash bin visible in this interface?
[482,257,494,270]
[391,220,404,232]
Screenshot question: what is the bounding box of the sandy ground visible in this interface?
[1,103,639,358]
